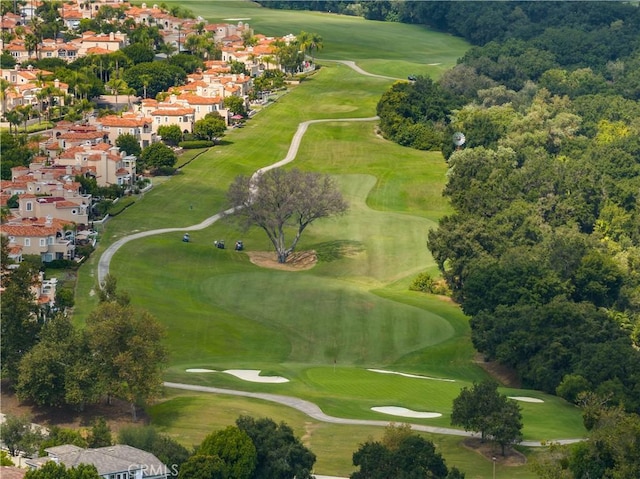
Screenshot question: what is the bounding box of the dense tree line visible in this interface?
[363,2,640,414]
[534,399,640,478]
[425,88,640,411]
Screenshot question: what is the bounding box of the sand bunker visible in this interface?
[372,406,442,419]
[186,368,216,373]
[368,369,455,382]
[224,369,289,383]
[509,396,544,403]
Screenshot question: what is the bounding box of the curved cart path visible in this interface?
[97,116,378,285]
[96,87,582,446]
[164,382,582,447]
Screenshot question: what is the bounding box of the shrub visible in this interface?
[179,140,215,149]
[409,272,451,295]
[45,259,74,269]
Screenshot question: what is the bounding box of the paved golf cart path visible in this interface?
[163,382,581,447]
[97,115,378,285]
[97,77,583,447]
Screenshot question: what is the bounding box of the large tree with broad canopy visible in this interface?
[227,168,348,263]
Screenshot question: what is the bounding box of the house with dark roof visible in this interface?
[26,444,170,479]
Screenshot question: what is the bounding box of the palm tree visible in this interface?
[5,109,23,134]
[308,32,323,64]
[262,55,273,71]
[0,78,15,118]
[139,74,152,99]
[106,76,127,107]
[296,30,311,54]
[24,32,37,59]
[15,104,32,132]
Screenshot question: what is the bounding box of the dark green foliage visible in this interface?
[0,261,42,382]
[122,62,186,98]
[157,125,183,146]
[178,455,225,479]
[193,112,226,141]
[197,426,256,479]
[0,132,34,180]
[451,380,522,454]
[1,51,17,68]
[121,43,155,64]
[536,405,640,478]
[39,426,88,455]
[87,418,112,448]
[351,431,459,479]
[139,143,178,172]
[24,461,101,479]
[0,414,43,457]
[167,54,204,74]
[116,133,142,157]
[376,76,459,151]
[236,416,316,479]
[179,140,215,149]
[118,426,190,469]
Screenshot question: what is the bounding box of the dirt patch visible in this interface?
[474,353,522,388]
[300,421,318,448]
[0,381,148,434]
[461,437,526,466]
[247,250,317,271]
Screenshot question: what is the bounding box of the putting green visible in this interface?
[75,5,587,473]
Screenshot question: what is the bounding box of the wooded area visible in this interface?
[367,1,640,415]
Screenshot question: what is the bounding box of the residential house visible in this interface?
[55,143,137,187]
[16,193,90,227]
[26,444,170,479]
[93,113,157,149]
[71,31,128,57]
[138,99,195,134]
[0,216,75,262]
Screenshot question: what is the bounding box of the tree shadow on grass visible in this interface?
[313,240,365,263]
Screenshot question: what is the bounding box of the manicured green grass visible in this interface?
[149,388,547,478]
[72,7,586,477]
[173,0,470,78]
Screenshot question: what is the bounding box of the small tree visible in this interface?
[139,142,178,173]
[116,133,141,157]
[0,414,43,457]
[157,124,183,146]
[197,426,256,479]
[193,112,226,141]
[227,168,348,263]
[86,302,168,421]
[87,417,112,448]
[223,95,246,117]
[451,379,523,454]
[236,416,316,479]
[351,429,460,479]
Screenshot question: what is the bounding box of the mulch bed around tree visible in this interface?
[461,437,527,466]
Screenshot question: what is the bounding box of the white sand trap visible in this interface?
[368,368,455,382]
[372,406,442,419]
[509,396,544,403]
[224,369,289,383]
[428,63,442,66]
[224,18,251,21]
[186,368,217,373]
